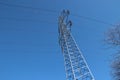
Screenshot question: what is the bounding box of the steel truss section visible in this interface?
[58,10,95,80]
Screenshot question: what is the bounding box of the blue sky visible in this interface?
[0,0,120,80]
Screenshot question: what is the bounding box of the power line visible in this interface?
[0,1,115,26]
[72,14,115,26]
[0,1,59,13]
[0,16,57,24]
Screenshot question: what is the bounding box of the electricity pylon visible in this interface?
[58,10,95,80]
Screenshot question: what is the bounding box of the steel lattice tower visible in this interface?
[58,10,95,80]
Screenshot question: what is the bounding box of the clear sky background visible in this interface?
[0,0,120,80]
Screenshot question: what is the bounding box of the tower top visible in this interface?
[59,10,72,32]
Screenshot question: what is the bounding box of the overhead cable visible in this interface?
[0,1,115,26]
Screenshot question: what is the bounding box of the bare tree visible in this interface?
[105,25,120,46]
[111,52,120,80]
[105,25,120,80]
